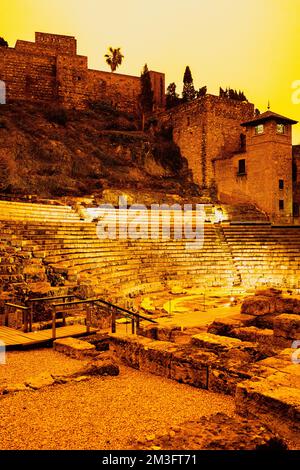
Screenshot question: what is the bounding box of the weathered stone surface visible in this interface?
[231,326,273,343]
[1,383,29,394]
[207,314,255,335]
[132,412,287,450]
[109,333,260,395]
[25,372,55,390]
[275,297,300,314]
[110,333,151,369]
[230,326,275,355]
[170,330,191,345]
[53,337,96,359]
[192,332,243,351]
[170,349,213,389]
[191,332,262,362]
[253,313,278,329]
[241,295,276,316]
[236,376,300,447]
[138,324,183,343]
[255,288,282,297]
[273,314,300,340]
[139,341,177,378]
[81,360,119,377]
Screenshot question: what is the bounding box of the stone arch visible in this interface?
[0,80,6,104]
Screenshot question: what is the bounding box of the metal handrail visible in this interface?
[94,299,157,323]
[5,303,29,310]
[52,297,157,336]
[4,296,157,338]
[27,295,77,303]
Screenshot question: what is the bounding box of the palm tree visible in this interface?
[105,47,124,72]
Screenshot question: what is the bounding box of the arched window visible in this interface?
[0,80,6,104]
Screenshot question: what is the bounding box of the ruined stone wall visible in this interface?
[156,95,254,188]
[0,32,165,113]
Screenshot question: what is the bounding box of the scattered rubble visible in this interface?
[132,412,288,450]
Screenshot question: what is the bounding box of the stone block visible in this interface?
[170,349,212,388]
[82,359,119,377]
[25,372,55,390]
[139,341,177,378]
[275,297,300,314]
[241,295,276,316]
[109,333,152,369]
[236,377,300,446]
[53,337,96,359]
[192,332,243,352]
[207,314,255,335]
[192,332,264,363]
[273,314,300,340]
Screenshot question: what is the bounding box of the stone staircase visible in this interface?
[222,225,300,288]
[0,200,81,223]
[0,202,237,300]
[1,200,300,300]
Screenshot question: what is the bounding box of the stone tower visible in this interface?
[214,110,298,222]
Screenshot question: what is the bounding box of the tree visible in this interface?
[139,64,153,130]
[182,66,196,102]
[104,47,124,72]
[166,82,181,109]
[219,86,248,102]
[197,86,207,98]
[0,37,8,47]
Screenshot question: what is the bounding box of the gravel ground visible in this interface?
[0,349,87,386]
[0,352,235,450]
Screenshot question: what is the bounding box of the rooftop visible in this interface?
[241,110,298,127]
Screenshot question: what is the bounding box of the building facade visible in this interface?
[213,111,298,222]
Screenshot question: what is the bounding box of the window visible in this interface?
[279,179,284,190]
[255,124,264,135]
[238,159,246,175]
[279,200,284,210]
[277,123,285,134]
[240,134,246,152]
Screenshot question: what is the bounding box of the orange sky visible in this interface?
[2,0,300,142]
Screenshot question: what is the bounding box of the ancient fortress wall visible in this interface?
[0,32,165,112]
[157,95,254,188]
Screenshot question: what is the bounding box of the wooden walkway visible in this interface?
[0,325,97,350]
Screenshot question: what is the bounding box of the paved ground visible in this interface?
[0,349,87,385]
[0,349,235,450]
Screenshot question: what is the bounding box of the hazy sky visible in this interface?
[2,0,300,142]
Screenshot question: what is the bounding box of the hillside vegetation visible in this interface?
[0,101,196,198]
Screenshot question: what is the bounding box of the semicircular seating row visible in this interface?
[0,201,300,297]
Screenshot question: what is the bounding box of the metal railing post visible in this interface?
[4,304,9,327]
[29,303,33,332]
[52,308,56,340]
[86,304,91,334]
[111,306,116,333]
